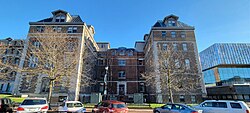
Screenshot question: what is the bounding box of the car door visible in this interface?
[170,104,183,113]
[98,102,109,113]
[199,102,214,113]
[159,104,175,113]
[229,102,244,113]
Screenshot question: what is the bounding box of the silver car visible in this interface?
[16,98,49,113]
[153,103,202,113]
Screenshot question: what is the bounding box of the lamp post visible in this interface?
[103,66,108,100]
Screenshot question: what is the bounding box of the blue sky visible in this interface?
[0,0,249,52]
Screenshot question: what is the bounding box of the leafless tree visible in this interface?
[144,43,201,103]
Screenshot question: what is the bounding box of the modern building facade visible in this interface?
[200,43,250,100]
[200,43,250,86]
[12,10,99,101]
[143,15,205,103]
[0,38,24,94]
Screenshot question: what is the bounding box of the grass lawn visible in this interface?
[0,94,25,103]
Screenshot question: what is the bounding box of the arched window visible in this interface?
[41,77,50,93]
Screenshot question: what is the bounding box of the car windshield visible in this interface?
[21,99,46,105]
[67,103,83,108]
[112,103,126,108]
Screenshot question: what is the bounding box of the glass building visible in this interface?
[200,43,250,86]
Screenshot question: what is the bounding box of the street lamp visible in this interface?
[103,66,108,100]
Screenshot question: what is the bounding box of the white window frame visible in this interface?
[118,59,126,66]
[182,43,187,51]
[185,59,190,69]
[171,31,176,38]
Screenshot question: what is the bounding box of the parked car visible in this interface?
[58,101,86,113]
[16,98,49,113]
[194,100,250,113]
[92,100,128,113]
[153,103,202,113]
[0,98,14,113]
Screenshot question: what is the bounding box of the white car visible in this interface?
[58,101,86,113]
[194,100,250,113]
[16,98,49,113]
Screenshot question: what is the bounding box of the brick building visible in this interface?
[94,42,146,102]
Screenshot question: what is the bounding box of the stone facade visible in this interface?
[0,10,206,104]
[143,15,206,103]
[0,38,24,94]
[12,10,99,101]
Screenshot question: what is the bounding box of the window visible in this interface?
[36,26,44,32]
[118,71,126,79]
[138,59,144,65]
[118,60,126,66]
[55,15,66,22]
[181,31,186,38]
[162,44,167,51]
[168,20,176,26]
[67,27,77,33]
[33,41,40,48]
[171,31,176,38]
[53,26,62,33]
[111,50,116,56]
[191,95,196,103]
[182,44,187,51]
[162,31,166,37]
[175,59,180,68]
[230,103,242,109]
[29,55,38,68]
[139,83,145,92]
[14,58,20,65]
[185,59,190,69]
[128,50,133,56]
[173,44,178,51]
[202,102,227,108]
[73,27,77,33]
[179,95,185,102]
[119,50,125,56]
[98,59,104,66]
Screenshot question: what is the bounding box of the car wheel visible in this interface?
[8,109,13,113]
[154,111,160,113]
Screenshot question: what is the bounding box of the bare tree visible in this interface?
[144,43,201,103]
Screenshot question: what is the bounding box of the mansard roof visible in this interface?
[31,9,84,24]
[152,14,194,30]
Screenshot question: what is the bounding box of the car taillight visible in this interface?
[108,108,114,112]
[17,107,25,111]
[246,110,250,113]
[41,106,48,110]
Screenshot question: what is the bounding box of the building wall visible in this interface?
[144,15,205,103]
[0,38,24,94]
[96,47,145,102]
[12,10,98,101]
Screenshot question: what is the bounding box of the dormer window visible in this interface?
[55,15,66,22]
[168,19,176,26]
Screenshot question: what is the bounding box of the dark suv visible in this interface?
[0,98,14,113]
